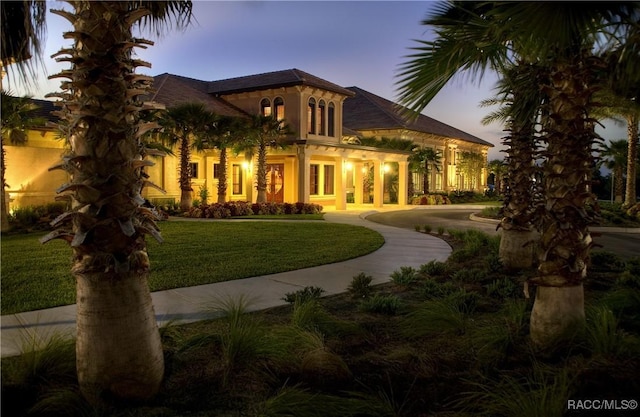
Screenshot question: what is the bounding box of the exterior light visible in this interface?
[383,163,390,173]
[345,162,353,171]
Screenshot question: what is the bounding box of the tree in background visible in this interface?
[599,139,629,203]
[0,92,45,232]
[409,147,442,194]
[157,103,217,211]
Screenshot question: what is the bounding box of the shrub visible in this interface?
[348,273,373,299]
[485,278,521,299]
[184,201,322,219]
[423,224,432,233]
[451,268,488,284]
[390,266,418,286]
[420,279,459,300]
[282,286,325,304]
[419,260,447,277]
[590,251,626,273]
[585,306,639,357]
[485,253,503,272]
[359,294,402,315]
[437,226,445,235]
[8,202,68,231]
[414,225,421,232]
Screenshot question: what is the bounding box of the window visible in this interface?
[189,162,199,179]
[324,165,334,195]
[318,100,326,135]
[310,164,319,195]
[274,97,285,121]
[307,98,316,134]
[232,164,243,195]
[328,102,335,137]
[213,163,221,179]
[260,98,271,117]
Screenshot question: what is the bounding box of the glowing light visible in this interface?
[383,163,390,173]
[345,162,353,171]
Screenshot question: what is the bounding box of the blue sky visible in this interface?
[6,0,626,160]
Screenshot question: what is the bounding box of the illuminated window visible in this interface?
[328,102,335,137]
[189,162,199,179]
[324,165,334,195]
[260,98,271,117]
[232,164,243,194]
[274,97,285,121]
[318,100,326,135]
[308,98,316,134]
[310,164,319,195]
[213,163,221,179]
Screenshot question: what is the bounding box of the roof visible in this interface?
[151,73,248,118]
[343,86,493,147]
[28,98,57,124]
[208,68,356,97]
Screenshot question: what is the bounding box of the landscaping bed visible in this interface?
[2,229,639,416]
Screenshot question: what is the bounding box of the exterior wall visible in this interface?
[4,129,68,209]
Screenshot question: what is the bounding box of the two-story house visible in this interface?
[4,68,493,211]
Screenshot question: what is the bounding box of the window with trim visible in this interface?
[213,163,221,179]
[308,98,316,134]
[324,165,334,195]
[189,162,199,179]
[318,100,326,135]
[261,98,271,117]
[232,164,243,194]
[328,102,335,137]
[310,164,319,195]
[274,97,285,121]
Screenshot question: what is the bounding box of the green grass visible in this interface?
[1,221,384,315]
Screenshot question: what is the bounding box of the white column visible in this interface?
[335,157,347,210]
[373,159,384,208]
[398,160,408,206]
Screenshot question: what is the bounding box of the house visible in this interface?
[4,68,493,211]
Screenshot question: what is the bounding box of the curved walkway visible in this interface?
[0,210,451,358]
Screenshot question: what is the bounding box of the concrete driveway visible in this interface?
[366,207,640,260]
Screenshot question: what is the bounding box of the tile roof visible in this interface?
[28,98,57,124]
[151,73,248,117]
[343,86,493,147]
[208,68,355,97]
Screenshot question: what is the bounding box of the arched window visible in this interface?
[274,97,285,121]
[318,100,326,135]
[328,102,335,137]
[260,98,271,117]
[308,98,316,134]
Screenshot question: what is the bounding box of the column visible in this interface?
[398,160,408,206]
[373,159,384,208]
[297,145,310,203]
[354,162,364,204]
[335,157,347,210]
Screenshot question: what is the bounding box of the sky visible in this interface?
[5,0,626,161]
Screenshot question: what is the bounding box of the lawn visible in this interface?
[2,229,638,416]
[0,220,384,315]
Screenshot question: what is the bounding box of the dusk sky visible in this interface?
[6,0,625,161]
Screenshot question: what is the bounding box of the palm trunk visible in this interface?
[614,166,624,203]
[45,2,165,402]
[423,162,429,194]
[179,135,192,210]
[217,147,227,203]
[256,140,267,203]
[530,54,597,347]
[624,114,638,207]
[76,270,164,404]
[1,139,9,232]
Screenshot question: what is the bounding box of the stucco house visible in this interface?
[4,68,493,211]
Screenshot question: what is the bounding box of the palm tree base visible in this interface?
[75,269,164,404]
[530,284,585,347]
[499,228,538,270]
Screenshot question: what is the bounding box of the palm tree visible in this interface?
[0,91,45,231]
[599,140,629,203]
[396,2,639,347]
[0,0,46,88]
[487,159,506,195]
[457,151,485,191]
[209,115,249,203]
[157,103,216,211]
[28,1,194,403]
[409,147,441,194]
[246,115,291,203]
[481,62,547,270]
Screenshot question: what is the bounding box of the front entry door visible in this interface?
[266,163,284,203]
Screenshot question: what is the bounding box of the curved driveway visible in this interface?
[366,207,640,260]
